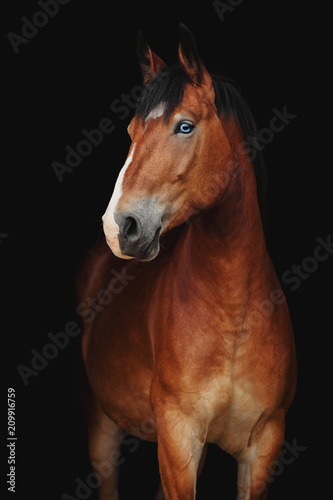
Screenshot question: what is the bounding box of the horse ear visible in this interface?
[178,24,203,84]
[137,32,167,84]
[178,24,214,99]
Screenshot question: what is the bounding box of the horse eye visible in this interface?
[176,122,195,134]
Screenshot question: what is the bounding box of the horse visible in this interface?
[76,24,297,500]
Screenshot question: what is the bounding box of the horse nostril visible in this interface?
[123,215,142,244]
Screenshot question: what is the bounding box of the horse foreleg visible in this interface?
[236,410,285,500]
[155,408,206,500]
[87,401,123,500]
[154,443,207,500]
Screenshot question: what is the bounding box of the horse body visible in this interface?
[78,26,297,500]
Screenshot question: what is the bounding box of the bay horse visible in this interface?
[77,25,297,500]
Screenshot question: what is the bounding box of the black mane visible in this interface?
[135,63,267,225]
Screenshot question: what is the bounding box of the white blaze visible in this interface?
[145,102,166,122]
[102,143,136,259]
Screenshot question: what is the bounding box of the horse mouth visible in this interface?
[119,225,161,262]
[139,226,161,261]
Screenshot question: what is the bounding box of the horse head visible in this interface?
[103,25,234,260]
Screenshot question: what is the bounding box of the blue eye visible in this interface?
[176,121,195,134]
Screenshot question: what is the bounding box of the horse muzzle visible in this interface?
[115,212,161,261]
[103,198,163,261]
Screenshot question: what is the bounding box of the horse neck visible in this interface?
[179,118,272,321]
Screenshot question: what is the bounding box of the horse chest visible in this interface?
[152,301,267,452]
[158,342,265,455]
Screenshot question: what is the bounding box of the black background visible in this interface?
[3,1,331,499]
